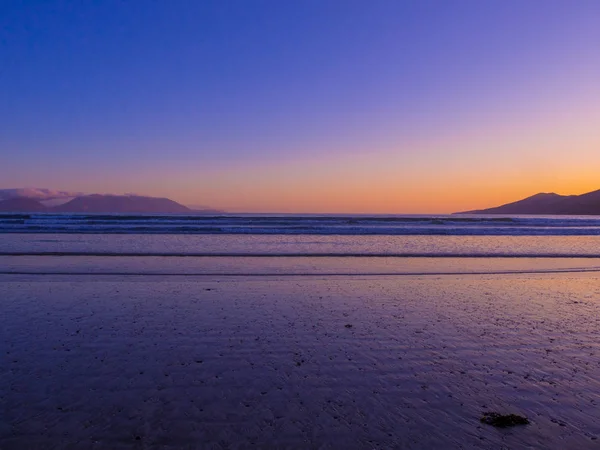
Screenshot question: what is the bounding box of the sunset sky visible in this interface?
[2,0,600,213]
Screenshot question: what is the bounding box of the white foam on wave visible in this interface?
[2,213,600,235]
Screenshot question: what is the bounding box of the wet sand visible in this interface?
[2,272,600,448]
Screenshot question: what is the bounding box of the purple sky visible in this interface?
[2,0,600,212]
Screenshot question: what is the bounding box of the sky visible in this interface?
[1,0,600,213]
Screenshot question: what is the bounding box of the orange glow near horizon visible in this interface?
[144,158,600,214]
[161,109,600,214]
[6,64,600,215]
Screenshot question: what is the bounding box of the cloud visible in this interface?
[0,188,84,201]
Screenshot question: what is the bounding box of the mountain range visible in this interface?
[0,193,222,214]
[5,188,600,215]
[457,189,600,215]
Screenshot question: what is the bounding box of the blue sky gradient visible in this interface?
[2,1,600,212]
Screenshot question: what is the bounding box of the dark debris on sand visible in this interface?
[480,412,530,427]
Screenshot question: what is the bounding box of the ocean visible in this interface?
[3,213,600,275]
[3,213,600,236]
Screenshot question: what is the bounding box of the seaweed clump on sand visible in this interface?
[480,412,530,427]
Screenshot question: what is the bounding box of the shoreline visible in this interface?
[2,272,600,448]
[3,255,600,278]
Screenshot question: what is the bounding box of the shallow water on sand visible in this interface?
[2,272,600,448]
[3,255,600,276]
[3,233,600,257]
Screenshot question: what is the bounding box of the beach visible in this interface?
[5,0,600,446]
[2,266,600,449]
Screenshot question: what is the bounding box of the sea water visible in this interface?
[2,213,600,275]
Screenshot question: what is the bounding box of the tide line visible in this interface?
[3,252,600,258]
[2,267,600,277]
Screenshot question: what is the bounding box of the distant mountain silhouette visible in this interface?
[0,197,48,212]
[0,193,222,213]
[52,195,192,213]
[457,189,600,215]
